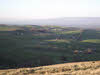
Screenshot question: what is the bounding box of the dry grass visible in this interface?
[0,61,100,75]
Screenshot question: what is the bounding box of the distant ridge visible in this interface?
[0,17,100,28]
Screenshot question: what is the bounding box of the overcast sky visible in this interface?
[0,0,100,21]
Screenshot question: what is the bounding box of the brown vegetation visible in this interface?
[0,61,100,75]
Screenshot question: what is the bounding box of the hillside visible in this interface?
[0,25,100,69]
[0,61,100,75]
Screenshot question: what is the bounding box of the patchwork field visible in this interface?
[0,25,100,70]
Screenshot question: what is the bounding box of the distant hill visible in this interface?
[1,17,100,29]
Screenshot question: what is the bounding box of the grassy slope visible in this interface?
[0,61,100,75]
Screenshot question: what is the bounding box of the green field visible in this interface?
[0,25,100,69]
[82,39,100,43]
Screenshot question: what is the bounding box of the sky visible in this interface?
[0,0,100,21]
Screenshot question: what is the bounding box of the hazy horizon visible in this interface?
[0,17,100,29]
[0,0,100,26]
[0,0,100,21]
